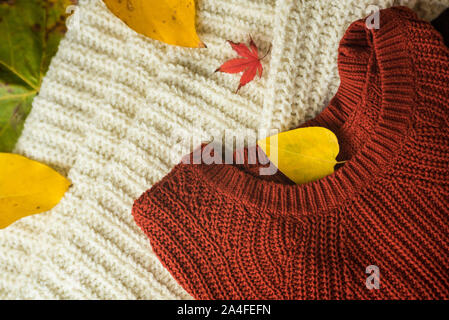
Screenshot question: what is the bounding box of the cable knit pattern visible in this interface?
[1,0,449,299]
[133,7,449,299]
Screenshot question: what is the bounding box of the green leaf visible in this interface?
[0,0,74,152]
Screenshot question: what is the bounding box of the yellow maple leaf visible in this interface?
[0,153,71,228]
[257,127,342,185]
[103,0,205,48]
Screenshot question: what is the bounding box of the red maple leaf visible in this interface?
[215,37,271,93]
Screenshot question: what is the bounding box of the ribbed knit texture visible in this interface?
[1,0,448,299]
[133,7,449,299]
[260,0,449,132]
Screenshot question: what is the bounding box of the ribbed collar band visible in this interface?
[197,8,419,215]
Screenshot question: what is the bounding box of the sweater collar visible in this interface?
[196,8,417,215]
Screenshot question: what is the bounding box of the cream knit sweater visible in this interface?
[1,0,447,299]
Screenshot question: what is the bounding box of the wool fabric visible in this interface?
[1,0,448,299]
[133,7,449,299]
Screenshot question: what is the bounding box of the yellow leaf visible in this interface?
[103,0,205,48]
[0,153,70,228]
[257,127,341,185]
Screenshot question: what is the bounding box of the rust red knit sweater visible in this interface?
[133,7,449,299]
